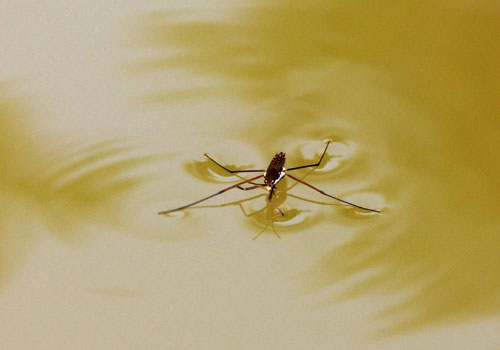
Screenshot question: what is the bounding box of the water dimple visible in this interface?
[274,208,314,227]
[338,192,385,219]
[162,210,189,219]
[184,159,258,183]
[290,139,356,175]
[249,204,317,230]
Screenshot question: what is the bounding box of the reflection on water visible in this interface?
[142,0,500,334]
[0,86,160,290]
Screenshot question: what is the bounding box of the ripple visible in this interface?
[183,142,263,183]
[274,208,314,228]
[337,192,385,219]
[160,209,190,219]
[184,159,248,183]
[249,204,317,231]
[287,138,356,176]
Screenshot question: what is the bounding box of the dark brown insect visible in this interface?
[158,141,381,216]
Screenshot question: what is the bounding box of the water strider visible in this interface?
[158,141,381,217]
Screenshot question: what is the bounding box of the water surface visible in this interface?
[1,0,499,348]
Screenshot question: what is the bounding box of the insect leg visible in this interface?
[287,140,331,171]
[158,175,263,215]
[268,198,284,216]
[237,184,266,190]
[204,153,264,173]
[286,174,381,213]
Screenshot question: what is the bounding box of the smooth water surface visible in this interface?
[1,0,499,348]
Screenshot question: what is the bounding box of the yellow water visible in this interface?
[1,0,500,348]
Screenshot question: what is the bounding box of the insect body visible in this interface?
[158,141,381,216]
[264,152,286,199]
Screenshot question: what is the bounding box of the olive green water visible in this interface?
[1,1,499,349]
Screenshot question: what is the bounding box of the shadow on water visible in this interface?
[140,0,500,334]
[183,176,326,239]
[0,85,163,291]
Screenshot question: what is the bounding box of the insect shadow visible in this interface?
[159,141,381,238]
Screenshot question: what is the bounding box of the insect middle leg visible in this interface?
[204,153,264,173]
[237,184,265,190]
[286,140,331,171]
